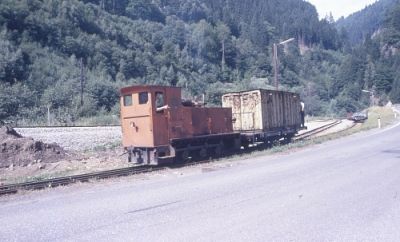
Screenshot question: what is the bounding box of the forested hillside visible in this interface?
[336,0,400,106]
[0,0,399,125]
[336,0,396,45]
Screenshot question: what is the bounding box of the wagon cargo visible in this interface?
[222,89,305,145]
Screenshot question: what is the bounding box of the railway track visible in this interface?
[0,160,217,196]
[294,120,342,141]
[1,120,356,197]
[294,119,357,141]
[0,165,164,196]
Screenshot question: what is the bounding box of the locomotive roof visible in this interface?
[120,85,181,94]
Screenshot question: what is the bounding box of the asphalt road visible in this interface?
[1,121,400,241]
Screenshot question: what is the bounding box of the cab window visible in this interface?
[123,94,133,106]
[155,92,165,108]
[139,92,148,104]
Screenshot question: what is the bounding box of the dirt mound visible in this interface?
[0,126,66,168]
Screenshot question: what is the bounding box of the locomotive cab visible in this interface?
[120,86,181,164]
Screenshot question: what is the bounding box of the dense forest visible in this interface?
[336,0,397,45]
[336,0,400,106]
[0,0,399,125]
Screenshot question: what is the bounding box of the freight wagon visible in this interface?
[222,89,304,147]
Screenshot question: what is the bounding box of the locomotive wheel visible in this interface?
[285,135,294,143]
[199,147,208,158]
[180,149,190,162]
[214,143,224,157]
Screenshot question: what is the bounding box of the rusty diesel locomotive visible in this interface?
[120,85,304,165]
[120,85,240,165]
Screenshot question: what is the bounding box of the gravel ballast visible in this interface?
[15,126,122,151]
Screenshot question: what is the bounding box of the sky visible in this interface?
[307,0,378,20]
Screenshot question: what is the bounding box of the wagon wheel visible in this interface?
[280,135,293,145]
[264,140,273,148]
[285,134,294,143]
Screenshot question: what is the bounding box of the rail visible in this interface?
[294,119,359,141]
[0,159,219,196]
[0,165,164,196]
[294,120,342,141]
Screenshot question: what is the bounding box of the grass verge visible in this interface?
[223,106,398,162]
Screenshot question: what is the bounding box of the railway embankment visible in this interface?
[0,106,398,188]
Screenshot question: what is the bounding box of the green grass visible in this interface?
[74,114,120,126]
[13,113,121,127]
[354,106,397,131]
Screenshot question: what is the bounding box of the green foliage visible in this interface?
[126,0,165,23]
[383,1,400,46]
[390,76,400,103]
[385,1,400,32]
[0,0,399,125]
[336,0,397,45]
[87,80,119,112]
[0,39,30,84]
[0,83,36,120]
[374,64,394,93]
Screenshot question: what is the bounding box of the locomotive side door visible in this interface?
[152,90,170,147]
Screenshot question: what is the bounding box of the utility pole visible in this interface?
[80,58,85,107]
[273,43,278,90]
[273,38,295,90]
[221,40,225,72]
[362,89,375,107]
